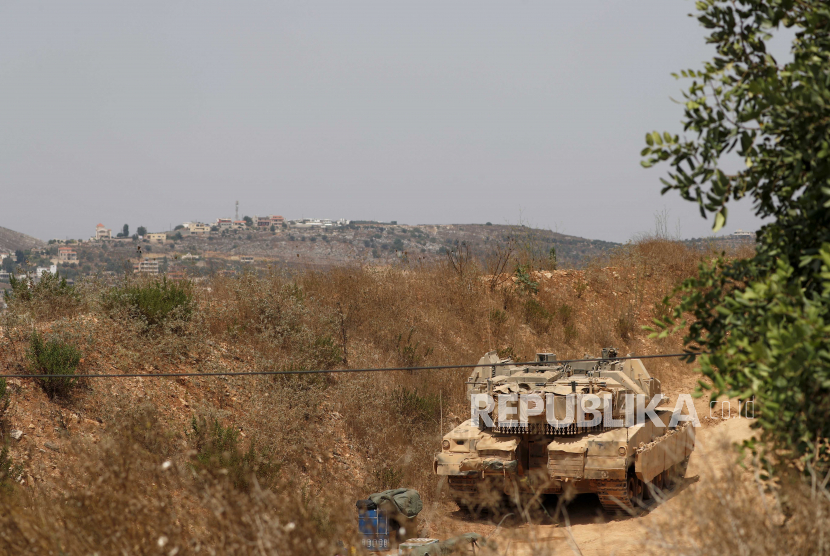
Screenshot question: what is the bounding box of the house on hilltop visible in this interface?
[95,223,111,240]
[255,215,284,229]
[183,222,210,234]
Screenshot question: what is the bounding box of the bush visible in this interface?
[391,387,440,427]
[373,465,405,491]
[523,298,552,334]
[556,303,573,326]
[3,271,80,318]
[489,308,508,328]
[106,277,193,330]
[190,415,279,491]
[395,329,433,367]
[615,313,635,340]
[0,444,22,492]
[514,264,538,294]
[27,332,82,398]
[563,324,578,344]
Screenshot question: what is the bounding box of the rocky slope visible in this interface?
[0,225,44,252]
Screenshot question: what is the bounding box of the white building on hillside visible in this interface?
[95,223,112,240]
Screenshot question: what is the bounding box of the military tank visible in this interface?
[434,349,695,513]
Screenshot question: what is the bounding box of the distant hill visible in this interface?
[157,222,621,269]
[0,226,45,253]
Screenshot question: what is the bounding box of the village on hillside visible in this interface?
[0,212,756,290]
[0,222,594,287]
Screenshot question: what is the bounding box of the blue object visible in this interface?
[358,507,390,552]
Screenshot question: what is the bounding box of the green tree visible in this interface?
[136,226,147,237]
[243,216,253,227]
[645,1,830,474]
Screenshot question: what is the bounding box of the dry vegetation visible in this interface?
[0,237,781,555]
[641,436,830,556]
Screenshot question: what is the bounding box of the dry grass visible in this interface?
[0,414,361,555]
[641,440,830,555]
[0,238,765,554]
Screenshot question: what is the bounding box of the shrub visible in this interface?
[556,303,573,326]
[615,313,635,340]
[0,444,22,492]
[489,308,508,328]
[190,415,279,491]
[391,387,440,426]
[373,465,405,491]
[563,324,578,345]
[27,332,82,398]
[3,271,80,318]
[106,277,193,330]
[395,329,433,367]
[523,298,552,334]
[514,264,538,294]
[114,404,180,458]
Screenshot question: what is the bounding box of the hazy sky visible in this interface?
[1,1,786,242]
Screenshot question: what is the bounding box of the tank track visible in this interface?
[596,457,689,513]
[596,480,635,513]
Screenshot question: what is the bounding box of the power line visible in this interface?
[0,352,700,380]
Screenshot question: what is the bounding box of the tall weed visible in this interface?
[26,332,82,399]
[190,414,280,491]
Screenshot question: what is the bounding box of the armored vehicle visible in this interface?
[434,349,695,513]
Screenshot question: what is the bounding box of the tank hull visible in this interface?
[436,415,694,512]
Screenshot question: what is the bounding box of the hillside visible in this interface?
[0,225,44,252]
[161,222,620,269]
[8,223,758,286]
[0,237,778,554]
[24,223,621,283]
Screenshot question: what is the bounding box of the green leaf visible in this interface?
[712,210,726,233]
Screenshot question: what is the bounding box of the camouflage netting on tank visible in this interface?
[367,489,423,519]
